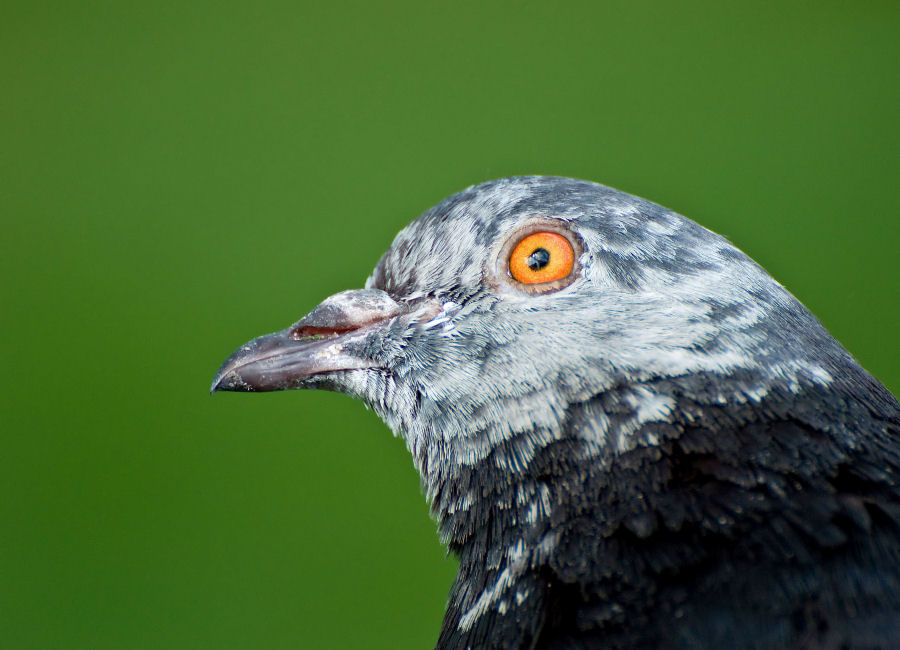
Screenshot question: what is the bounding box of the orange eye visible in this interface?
[508,232,575,285]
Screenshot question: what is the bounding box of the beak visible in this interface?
[211,289,401,394]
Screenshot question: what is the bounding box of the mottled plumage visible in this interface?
[212,177,900,649]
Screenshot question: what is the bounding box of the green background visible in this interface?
[2,1,898,648]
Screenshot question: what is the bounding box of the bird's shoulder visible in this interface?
[536,367,900,649]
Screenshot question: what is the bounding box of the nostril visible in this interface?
[290,325,356,340]
[289,289,403,340]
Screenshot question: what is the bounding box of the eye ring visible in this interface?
[492,219,584,294]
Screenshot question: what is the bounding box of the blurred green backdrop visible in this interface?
[2,1,898,648]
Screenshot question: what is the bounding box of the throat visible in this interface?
[414,424,561,551]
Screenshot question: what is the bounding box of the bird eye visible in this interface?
[508,232,575,285]
[491,220,583,295]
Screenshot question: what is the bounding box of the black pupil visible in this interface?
[526,247,551,271]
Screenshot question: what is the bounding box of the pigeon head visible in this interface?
[213,176,842,503]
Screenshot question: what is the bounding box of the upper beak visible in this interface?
[210,288,401,394]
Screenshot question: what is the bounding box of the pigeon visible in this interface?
[211,176,900,650]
